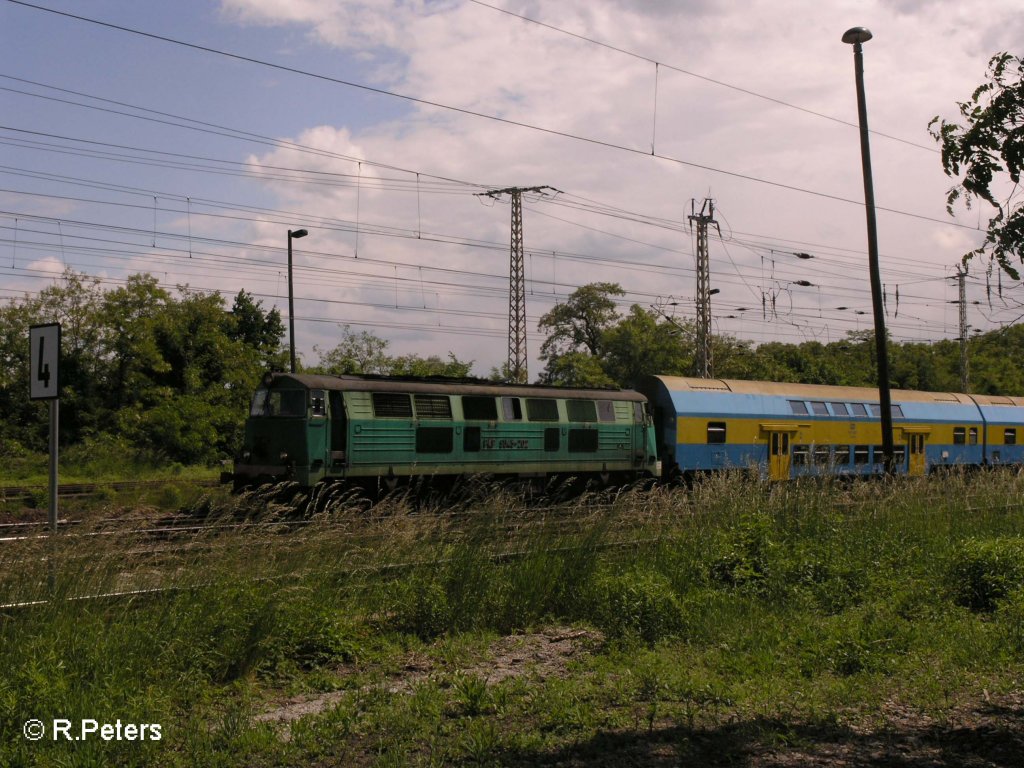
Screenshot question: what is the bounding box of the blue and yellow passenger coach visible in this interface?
[231,373,662,489]
[638,375,1024,481]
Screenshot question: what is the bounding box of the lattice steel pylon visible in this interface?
[507,191,528,383]
[957,267,969,393]
[478,185,557,383]
[688,198,719,379]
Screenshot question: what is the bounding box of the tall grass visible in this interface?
[2,470,1024,765]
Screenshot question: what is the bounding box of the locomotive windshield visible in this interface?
[249,387,306,417]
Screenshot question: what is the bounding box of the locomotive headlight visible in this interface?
[242,451,251,460]
[279,451,290,462]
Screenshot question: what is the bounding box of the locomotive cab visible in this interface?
[231,374,332,488]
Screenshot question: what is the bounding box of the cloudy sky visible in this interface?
[2,0,1021,378]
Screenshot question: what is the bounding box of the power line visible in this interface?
[467,0,937,154]
[4,0,967,226]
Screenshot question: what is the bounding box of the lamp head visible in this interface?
[842,27,873,45]
[290,229,309,239]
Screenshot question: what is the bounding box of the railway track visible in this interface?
[0,477,220,503]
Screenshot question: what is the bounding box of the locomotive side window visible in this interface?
[526,398,559,421]
[1006,428,1017,445]
[545,428,560,452]
[953,427,966,445]
[463,426,481,452]
[463,396,498,420]
[597,400,616,422]
[414,394,452,419]
[372,392,413,418]
[788,400,809,415]
[501,397,523,421]
[707,422,726,444]
[567,399,597,422]
[329,391,346,453]
[416,427,453,453]
[569,429,598,452]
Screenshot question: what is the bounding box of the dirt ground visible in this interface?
[258,628,1024,766]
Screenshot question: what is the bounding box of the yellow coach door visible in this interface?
[769,431,791,481]
[907,432,927,476]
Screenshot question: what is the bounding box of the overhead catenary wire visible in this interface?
[1,1,976,230]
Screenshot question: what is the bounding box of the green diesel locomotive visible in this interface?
[228,373,662,491]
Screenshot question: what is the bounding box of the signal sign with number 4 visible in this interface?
[29,323,61,400]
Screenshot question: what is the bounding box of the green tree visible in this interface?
[537,283,625,385]
[314,326,392,375]
[930,52,1024,277]
[228,290,286,370]
[99,274,171,411]
[602,306,689,387]
[314,326,473,378]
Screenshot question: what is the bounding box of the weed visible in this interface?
[947,537,1024,612]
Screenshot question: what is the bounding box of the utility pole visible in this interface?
[478,186,557,383]
[957,267,969,393]
[688,198,719,379]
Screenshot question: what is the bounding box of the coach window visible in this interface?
[813,445,831,465]
[894,445,907,465]
[853,445,870,465]
[789,400,809,415]
[567,399,597,422]
[597,400,616,422]
[830,402,850,416]
[309,390,326,418]
[463,396,497,421]
[851,403,868,417]
[1006,428,1017,445]
[969,427,978,445]
[792,445,810,465]
[526,398,559,422]
[707,422,726,444]
[810,401,829,416]
[953,427,966,445]
[834,445,851,465]
[501,397,523,421]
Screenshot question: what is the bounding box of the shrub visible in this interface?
[589,568,685,643]
[946,537,1024,613]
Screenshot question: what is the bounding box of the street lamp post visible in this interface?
[287,228,309,374]
[842,26,895,474]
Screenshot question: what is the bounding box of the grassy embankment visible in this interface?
[2,471,1024,766]
[1,437,221,516]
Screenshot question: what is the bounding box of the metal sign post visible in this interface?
[29,323,60,531]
